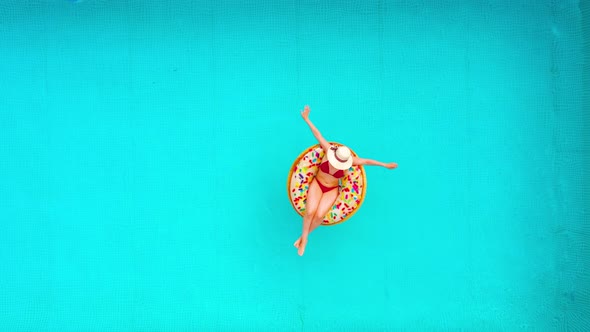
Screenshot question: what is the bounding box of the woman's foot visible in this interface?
[294,237,302,248]
[298,237,308,256]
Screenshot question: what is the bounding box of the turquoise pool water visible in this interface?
[1,1,589,331]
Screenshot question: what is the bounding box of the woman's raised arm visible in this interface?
[300,105,330,152]
[352,156,398,169]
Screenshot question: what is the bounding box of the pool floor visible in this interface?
[0,0,589,330]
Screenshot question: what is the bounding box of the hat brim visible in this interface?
[327,148,353,170]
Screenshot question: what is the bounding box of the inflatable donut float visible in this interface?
[287,142,367,226]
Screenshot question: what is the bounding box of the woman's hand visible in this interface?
[385,162,398,169]
[300,105,310,121]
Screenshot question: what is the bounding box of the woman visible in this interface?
[294,105,398,256]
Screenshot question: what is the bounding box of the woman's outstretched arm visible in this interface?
[300,105,330,151]
[353,156,398,169]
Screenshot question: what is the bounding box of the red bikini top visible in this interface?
[319,161,345,179]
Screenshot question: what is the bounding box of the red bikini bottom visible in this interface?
[317,180,338,193]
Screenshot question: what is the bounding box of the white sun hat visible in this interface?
[327,145,353,170]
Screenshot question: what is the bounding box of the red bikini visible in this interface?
[316,161,345,193]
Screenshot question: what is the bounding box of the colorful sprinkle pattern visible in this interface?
[287,144,366,225]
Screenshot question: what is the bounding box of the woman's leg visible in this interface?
[294,178,322,253]
[297,187,339,256]
[309,188,339,233]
